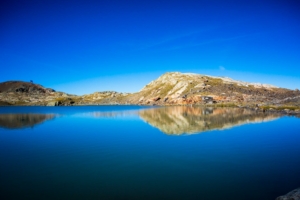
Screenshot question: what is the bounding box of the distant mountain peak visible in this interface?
[157,72,278,89]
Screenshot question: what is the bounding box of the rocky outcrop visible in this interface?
[80,91,129,105]
[276,188,300,200]
[123,72,300,106]
[46,101,59,106]
[0,81,76,106]
[0,81,54,94]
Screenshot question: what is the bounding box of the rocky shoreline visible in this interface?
[276,188,300,200]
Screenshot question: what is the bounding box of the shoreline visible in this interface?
[1,103,300,116]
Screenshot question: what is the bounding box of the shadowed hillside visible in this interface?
[0,81,76,106]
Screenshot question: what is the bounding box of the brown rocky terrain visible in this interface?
[79,91,130,105]
[124,72,300,107]
[0,81,130,106]
[0,72,300,112]
[0,81,55,93]
[0,81,76,106]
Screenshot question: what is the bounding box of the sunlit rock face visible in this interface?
[0,114,56,129]
[139,106,281,135]
[125,72,299,106]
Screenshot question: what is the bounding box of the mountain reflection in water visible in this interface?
[0,114,56,129]
[75,110,139,118]
[0,107,282,134]
[139,107,282,135]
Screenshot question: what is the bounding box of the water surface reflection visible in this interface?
[139,107,282,135]
[0,114,56,129]
[0,107,282,134]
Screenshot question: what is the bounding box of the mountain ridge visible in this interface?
[0,72,299,113]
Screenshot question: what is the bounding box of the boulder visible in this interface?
[276,188,300,200]
[202,96,213,103]
[46,88,55,93]
[46,101,58,106]
[195,83,206,88]
[139,96,144,102]
[15,87,26,92]
[152,96,161,101]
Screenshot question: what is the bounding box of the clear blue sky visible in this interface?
[1,0,300,95]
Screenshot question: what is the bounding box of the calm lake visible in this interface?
[0,106,300,200]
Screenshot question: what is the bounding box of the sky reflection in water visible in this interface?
[0,106,300,200]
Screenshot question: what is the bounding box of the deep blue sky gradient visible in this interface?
[1,0,300,94]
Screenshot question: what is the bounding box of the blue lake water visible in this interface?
[0,106,300,200]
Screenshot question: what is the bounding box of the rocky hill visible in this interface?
[124,72,300,107]
[0,81,55,93]
[79,91,130,105]
[0,72,300,109]
[0,81,75,106]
